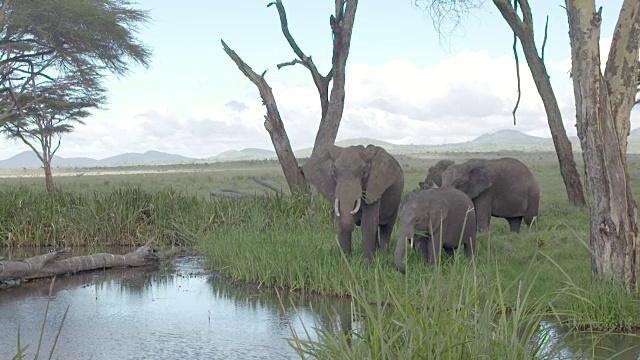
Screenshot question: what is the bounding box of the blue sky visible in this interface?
[0,0,634,159]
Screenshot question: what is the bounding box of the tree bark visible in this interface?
[221,40,306,193]
[43,159,55,194]
[0,240,158,282]
[312,0,359,155]
[493,0,586,207]
[565,0,640,292]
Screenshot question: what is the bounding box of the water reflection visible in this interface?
[0,256,352,360]
[538,321,640,360]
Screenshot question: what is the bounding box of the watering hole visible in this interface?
[0,252,351,359]
[1,249,639,359]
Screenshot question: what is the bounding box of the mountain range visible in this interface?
[2,128,639,169]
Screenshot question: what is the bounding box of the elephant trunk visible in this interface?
[394,225,414,274]
[334,180,362,230]
[423,177,435,189]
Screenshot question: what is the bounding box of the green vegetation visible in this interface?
[2,152,640,357]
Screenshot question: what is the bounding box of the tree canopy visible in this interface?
[0,0,151,123]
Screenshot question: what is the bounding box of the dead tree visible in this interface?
[565,0,640,292]
[222,0,358,193]
[0,240,158,282]
[493,0,586,207]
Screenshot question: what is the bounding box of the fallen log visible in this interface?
[0,240,158,282]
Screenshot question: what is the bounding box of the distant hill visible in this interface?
[95,150,195,166]
[0,150,195,169]
[0,151,47,169]
[5,128,640,169]
[0,151,101,169]
[470,129,550,145]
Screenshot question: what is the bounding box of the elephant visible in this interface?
[301,144,404,261]
[419,159,455,189]
[427,157,540,233]
[394,188,477,273]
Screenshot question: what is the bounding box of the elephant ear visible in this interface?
[301,145,342,200]
[363,145,403,205]
[427,197,448,236]
[467,165,492,199]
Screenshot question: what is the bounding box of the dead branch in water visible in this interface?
[0,240,158,282]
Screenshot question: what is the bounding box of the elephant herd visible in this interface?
[301,144,540,273]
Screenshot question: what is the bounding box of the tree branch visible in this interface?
[541,15,549,62]
[221,39,306,191]
[516,0,533,26]
[269,0,331,120]
[51,136,62,157]
[493,0,527,39]
[276,59,304,70]
[252,176,284,194]
[512,28,522,125]
[11,127,46,163]
[220,188,254,197]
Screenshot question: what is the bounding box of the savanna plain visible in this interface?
[3,151,640,359]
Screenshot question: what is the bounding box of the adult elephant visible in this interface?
[394,188,476,273]
[301,145,404,261]
[432,157,539,233]
[419,159,454,189]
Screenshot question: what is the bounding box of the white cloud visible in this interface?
[1,46,637,160]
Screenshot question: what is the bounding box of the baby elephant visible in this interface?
[394,188,477,273]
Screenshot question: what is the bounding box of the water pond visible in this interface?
[1,248,639,359]
[0,251,351,359]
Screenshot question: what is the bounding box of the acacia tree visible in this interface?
[0,0,151,123]
[222,0,358,192]
[4,78,106,193]
[565,0,640,291]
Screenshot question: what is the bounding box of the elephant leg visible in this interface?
[360,201,380,262]
[378,222,394,253]
[337,222,353,255]
[427,231,443,265]
[523,190,539,226]
[443,247,455,258]
[506,216,523,233]
[412,235,429,262]
[473,196,492,231]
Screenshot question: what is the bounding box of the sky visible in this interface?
[1,0,636,160]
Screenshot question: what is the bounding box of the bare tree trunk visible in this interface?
[43,157,55,194]
[0,240,158,282]
[312,0,358,154]
[493,0,586,207]
[565,0,640,292]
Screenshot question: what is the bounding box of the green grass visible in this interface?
[3,152,640,357]
[0,186,224,248]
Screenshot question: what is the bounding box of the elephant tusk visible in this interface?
[334,198,341,217]
[409,237,415,249]
[349,197,361,214]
